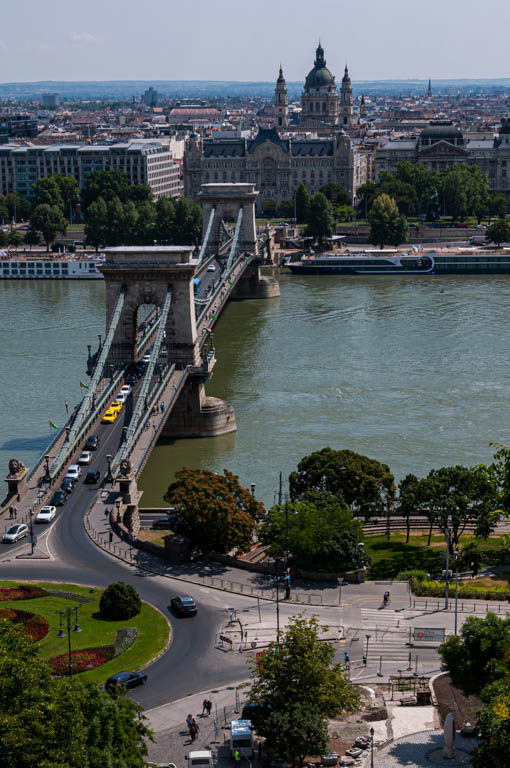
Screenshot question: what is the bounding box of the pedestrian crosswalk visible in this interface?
[344,608,412,663]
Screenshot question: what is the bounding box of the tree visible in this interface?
[394,161,438,215]
[398,473,421,543]
[368,193,408,247]
[0,229,7,248]
[24,229,40,252]
[0,621,151,767]
[170,197,202,245]
[7,230,23,250]
[154,196,175,244]
[471,683,510,768]
[53,174,80,218]
[31,177,65,212]
[334,204,355,222]
[305,192,335,245]
[247,617,360,766]
[488,193,508,222]
[259,496,363,573]
[84,197,108,250]
[276,199,295,220]
[377,172,418,217]
[356,181,378,218]
[439,165,488,222]
[486,219,510,247]
[164,467,264,554]
[289,447,396,518]
[7,192,31,222]
[439,612,510,698]
[319,183,351,207]
[30,204,67,251]
[134,200,156,244]
[0,193,8,222]
[100,581,141,620]
[81,169,131,211]
[295,183,310,224]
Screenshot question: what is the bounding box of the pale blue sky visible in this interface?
[1,0,509,83]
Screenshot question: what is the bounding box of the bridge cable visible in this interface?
[197,206,216,263]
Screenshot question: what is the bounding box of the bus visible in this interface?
[193,277,201,295]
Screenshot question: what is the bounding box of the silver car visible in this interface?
[3,524,29,543]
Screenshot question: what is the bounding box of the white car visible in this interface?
[115,392,127,404]
[207,264,216,272]
[78,451,92,465]
[120,385,132,397]
[3,524,29,543]
[142,353,151,364]
[36,506,56,523]
[65,464,81,481]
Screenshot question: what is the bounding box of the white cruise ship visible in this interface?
[0,254,105,279]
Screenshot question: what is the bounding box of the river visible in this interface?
[2,274,510,508]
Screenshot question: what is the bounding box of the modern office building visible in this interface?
[0,115,39,144]
[0,140,181,199]
[41,92,60,107]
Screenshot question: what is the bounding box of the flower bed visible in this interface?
[0,607,49,641]
[0,585,47,601]
[49,646,115,675]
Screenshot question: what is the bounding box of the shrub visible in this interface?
[396,570,428,582]
[99,581,141,620]
[412,578,510,601]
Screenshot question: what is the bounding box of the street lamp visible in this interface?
[454,549,459,636]
[29,510,35,555]
[358,541,365,568]
[445,525,450,610]
[274,559,281,645]
[365,633,371,664]
[56,606,82,678]
[250,483,256,496]
[370,727,374,768]
[105,454,113,486]
[43,454,51,487]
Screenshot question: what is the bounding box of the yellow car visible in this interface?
[102,408,118,424]
[110,401,123,413]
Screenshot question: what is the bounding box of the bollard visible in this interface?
[413,656,419,677]
[224,706,227,727]
[407,652,412,671]
[377,655,383,677]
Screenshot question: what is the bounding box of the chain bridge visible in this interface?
[2,183,279,522]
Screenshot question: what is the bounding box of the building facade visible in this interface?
[0,140,181,199]
[184,127,371,214]
[375,120,510,202]
[300,43,340,133]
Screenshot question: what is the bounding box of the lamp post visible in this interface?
[105,454,113,486]
[370,727,374,768]
[454,548,459,636]
[274,559,281,645]
[445,525,450,610]
[56,606,82,678]
[250,483,256,497]
[43,454,51,487]
[365,633,371,664]
[29,511,35,555]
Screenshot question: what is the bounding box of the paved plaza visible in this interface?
[374,729,478,767]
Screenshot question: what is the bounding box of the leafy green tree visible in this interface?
[7,230,23,250]
[394,161,438,214]
[154,196,175,244]
[134,200,156,244]
[356,181,378,218]
[30,204,67,251]
[7,192,32,222]
[0,621,152,767]
[84,197,108,250]
[457,539,484,576]
[289,447,396,518]
[247,617,360,766]
[276,199,295,219]
[128,183,152,203]
[171,197,202,245]
[81,169,131,211]
[259,497,363,573]
[439,612,510,698]
[24,229,40,252]
[486,219,510,247]
[31,177,65,212]
[0,193,8,222]
[471,682,510,768]
[305,192,335,245]
[295,183,310,223]
[53,174,80,218]
[100,581,141,620]
[0,229,8,248]
[377,171,418,217]
[488,193,508,222]
[165,467,264,554]
[439,164,488,222]
[319,183,351,207]
[334,204,355,222]
[369,193,408,247]
[398,473,421,543]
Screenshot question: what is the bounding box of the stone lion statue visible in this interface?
[8,458,26,477]
[119,458,133,477]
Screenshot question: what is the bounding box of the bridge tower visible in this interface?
[199,183,280,299]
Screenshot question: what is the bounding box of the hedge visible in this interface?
[411,577,510,601]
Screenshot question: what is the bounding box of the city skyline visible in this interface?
[1,0,510,84]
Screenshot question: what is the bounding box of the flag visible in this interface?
[203,325,213,333]
[79,380,89,389]
[211,313,217,320]
[49,420,59,430]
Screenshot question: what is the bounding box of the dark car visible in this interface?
[61,478,75,494]
[105,671,147,691]
[126,374,136,386]
[170,595,197,616]
[51,490,66,506]
[84,470,100,484]
[85,434,99,450]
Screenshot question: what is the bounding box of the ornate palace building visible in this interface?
[183,44,368,214]
[375,119,510,203]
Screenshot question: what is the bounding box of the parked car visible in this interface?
[61,478,75,494]
[476,224,487,230]
[65,465,81,481]
[51,489,67,506]
[120,385,132,397]
[35,506,56,523]
[105,671,147,691]
[170,595,197,616]
[78,451,92,465]
[85,434,99,450]
[84,470,101,484]
[3,524,29,543]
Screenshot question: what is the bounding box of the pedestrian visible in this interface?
[105,507,110,518]
[9,505,13,519]
[206,699,212,716]
[119,530,123,541]
[13,506,17,519]
[234,749,241,768]
[191,718,199,742]
[202,699,208,715]
[109,531,113,544]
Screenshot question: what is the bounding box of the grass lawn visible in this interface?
[364,532,508,579]
[0,581,169,683]
[137,530,167,548]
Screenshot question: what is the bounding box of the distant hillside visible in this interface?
[1,78,510,100]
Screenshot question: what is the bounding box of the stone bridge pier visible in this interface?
[199,182,280,299]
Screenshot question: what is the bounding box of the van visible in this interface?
[469,235,487,246]
[230,720,253,758]
[187,751,213,768]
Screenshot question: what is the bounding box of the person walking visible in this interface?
[8,505,13,519]
[202,699,208,716]
[234,749,241,768]
[206,699,212,716]
[190,718,199,742]
[13,506,17,519]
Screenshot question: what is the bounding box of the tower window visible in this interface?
[322,103,326,112]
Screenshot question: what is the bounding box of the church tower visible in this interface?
[274,65,288,130]
[340,65,354,129]
[360,93,367,118]
[427,77,432,97]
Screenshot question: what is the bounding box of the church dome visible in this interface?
[305,43,335,88]
[420,121,463,141]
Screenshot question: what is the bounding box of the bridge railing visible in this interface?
[224,207,243,275]
[197,206,215,263]
[196,251,248,325]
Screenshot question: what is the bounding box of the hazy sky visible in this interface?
[2,0,509,83]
